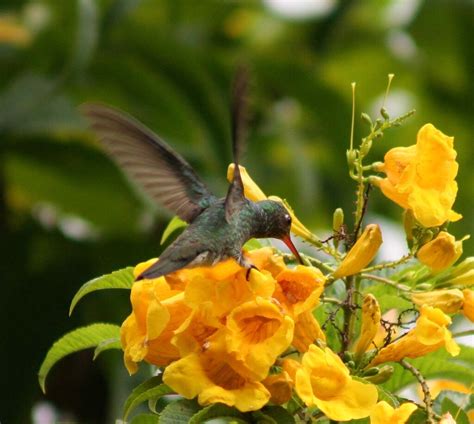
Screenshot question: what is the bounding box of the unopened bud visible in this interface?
[411,289,464,314]
[360,139,373,156]
[343,351,354,363]
[417,232,464,272]
[346,149,357,167]
[380,107,390,120]
[362,367,379,377]
[415,283,433,290]
[346,360,355,369]
[449,269,474,288]
[333,208,344,233]
[333,224,383,278]
[361,112,373,127]
[353,294,381,359]
[364,365,394,384]
[418,229,434,246]
[451,257,474,278]
[462,289,474,322]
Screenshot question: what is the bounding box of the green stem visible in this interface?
[452,329,474,338]
[321,296,342,305]
[361,273,411,292]
[297,253,335,273]
[362,254,413,273]
[342,275,356,351]
[400,359,435,424]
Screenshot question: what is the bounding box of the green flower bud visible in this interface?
[333,208,344,233]
[362,367,379,377]
[361,112,373,127]
[451,257,474,278]
[380,107,390,120]
[364,365,394,384]
[346,149,357,167]
[360,139,373,156]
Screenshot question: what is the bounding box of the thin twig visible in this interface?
[361,273,411,291]
[400,359,436,424]
[362,254,413,273]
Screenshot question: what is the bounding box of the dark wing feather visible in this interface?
[225,66,250,222]
[81,103,215,223]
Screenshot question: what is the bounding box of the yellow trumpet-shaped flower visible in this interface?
[227,164,315,241]
[375,124,462,227]
[295,345,378,421]
[370,305,460,366]
[416,232,465,272]
[262,371,293,405]
[353,294,381,358]
[163,335,270,412]
[370,401,417,424]
[426,379,473,399]
[274,266,325,318]
[121,279,191,374]
[411,289,464,314]
[333,224,383,278]
[225,297,294,380]
[462,289,474,321]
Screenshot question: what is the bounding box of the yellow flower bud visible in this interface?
[333,208,344,232]
[262,371,293,405]
[353,294,381,358]
[449,269,474,287]
[417,232,465,272]
[333,224,383,278]
[411,289,464,314]
[462,289,474,322]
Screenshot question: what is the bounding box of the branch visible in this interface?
[361,273,411,292]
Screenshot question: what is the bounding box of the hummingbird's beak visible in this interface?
[282,235,304,264]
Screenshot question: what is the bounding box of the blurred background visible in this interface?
[1,0,472,422]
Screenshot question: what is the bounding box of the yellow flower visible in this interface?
[0,16,32,46]
[462,289,474,321]
[333,224,383,278]
[172,302,222,356]
[246,246,287,278]
[376,123,462,227]
[227,164,315,241]
[121,279,191,373]
[163,335,270,412]
[292,310,326,352]
[262,371,293,405]
[353,294,381,358]
[417,232,465,271]
[225,297,294,380]
[426,379,472,399]
[295,345,378,421]
[370,305,460,366]
[411,289,464,314]
[370,401,417,424]
[274,266,325,318]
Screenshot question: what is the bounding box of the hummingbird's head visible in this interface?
[255,200,303,264]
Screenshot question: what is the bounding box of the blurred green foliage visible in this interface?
[1,0,472,422]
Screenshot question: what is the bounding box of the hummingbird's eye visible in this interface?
[284,213,291,224]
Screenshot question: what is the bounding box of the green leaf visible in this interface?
[159,399,200,424]
[123,377,172,420]
[130,413,159,424]
[189,404,245,424]
[38,323,120,393]
[69,267,134,315]
[69,0,98,75]
[260,406,296,424]
[383,345,474,393]
[93,337,122,360]
[376,386,400,408]
[439,398,469,424]
[160,216,187,245]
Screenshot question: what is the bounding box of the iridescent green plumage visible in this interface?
[81,69,302,280]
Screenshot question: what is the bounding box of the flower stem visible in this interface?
[361,273,411,292]
[362,254,413,273]
[400,359,435,424]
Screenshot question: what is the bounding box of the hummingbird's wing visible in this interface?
[225,66,250,222]
[81,103,215,223]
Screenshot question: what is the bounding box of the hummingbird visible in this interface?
[81,68,302,280]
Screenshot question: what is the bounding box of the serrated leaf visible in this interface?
[123,378,172,420]
[159,399,200,424]
[130,413,159,424]
[93,337,121,360]
[160,216,187,245]
[38,323,120,393]
[69,267,134,315]
[189,404,245,424]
